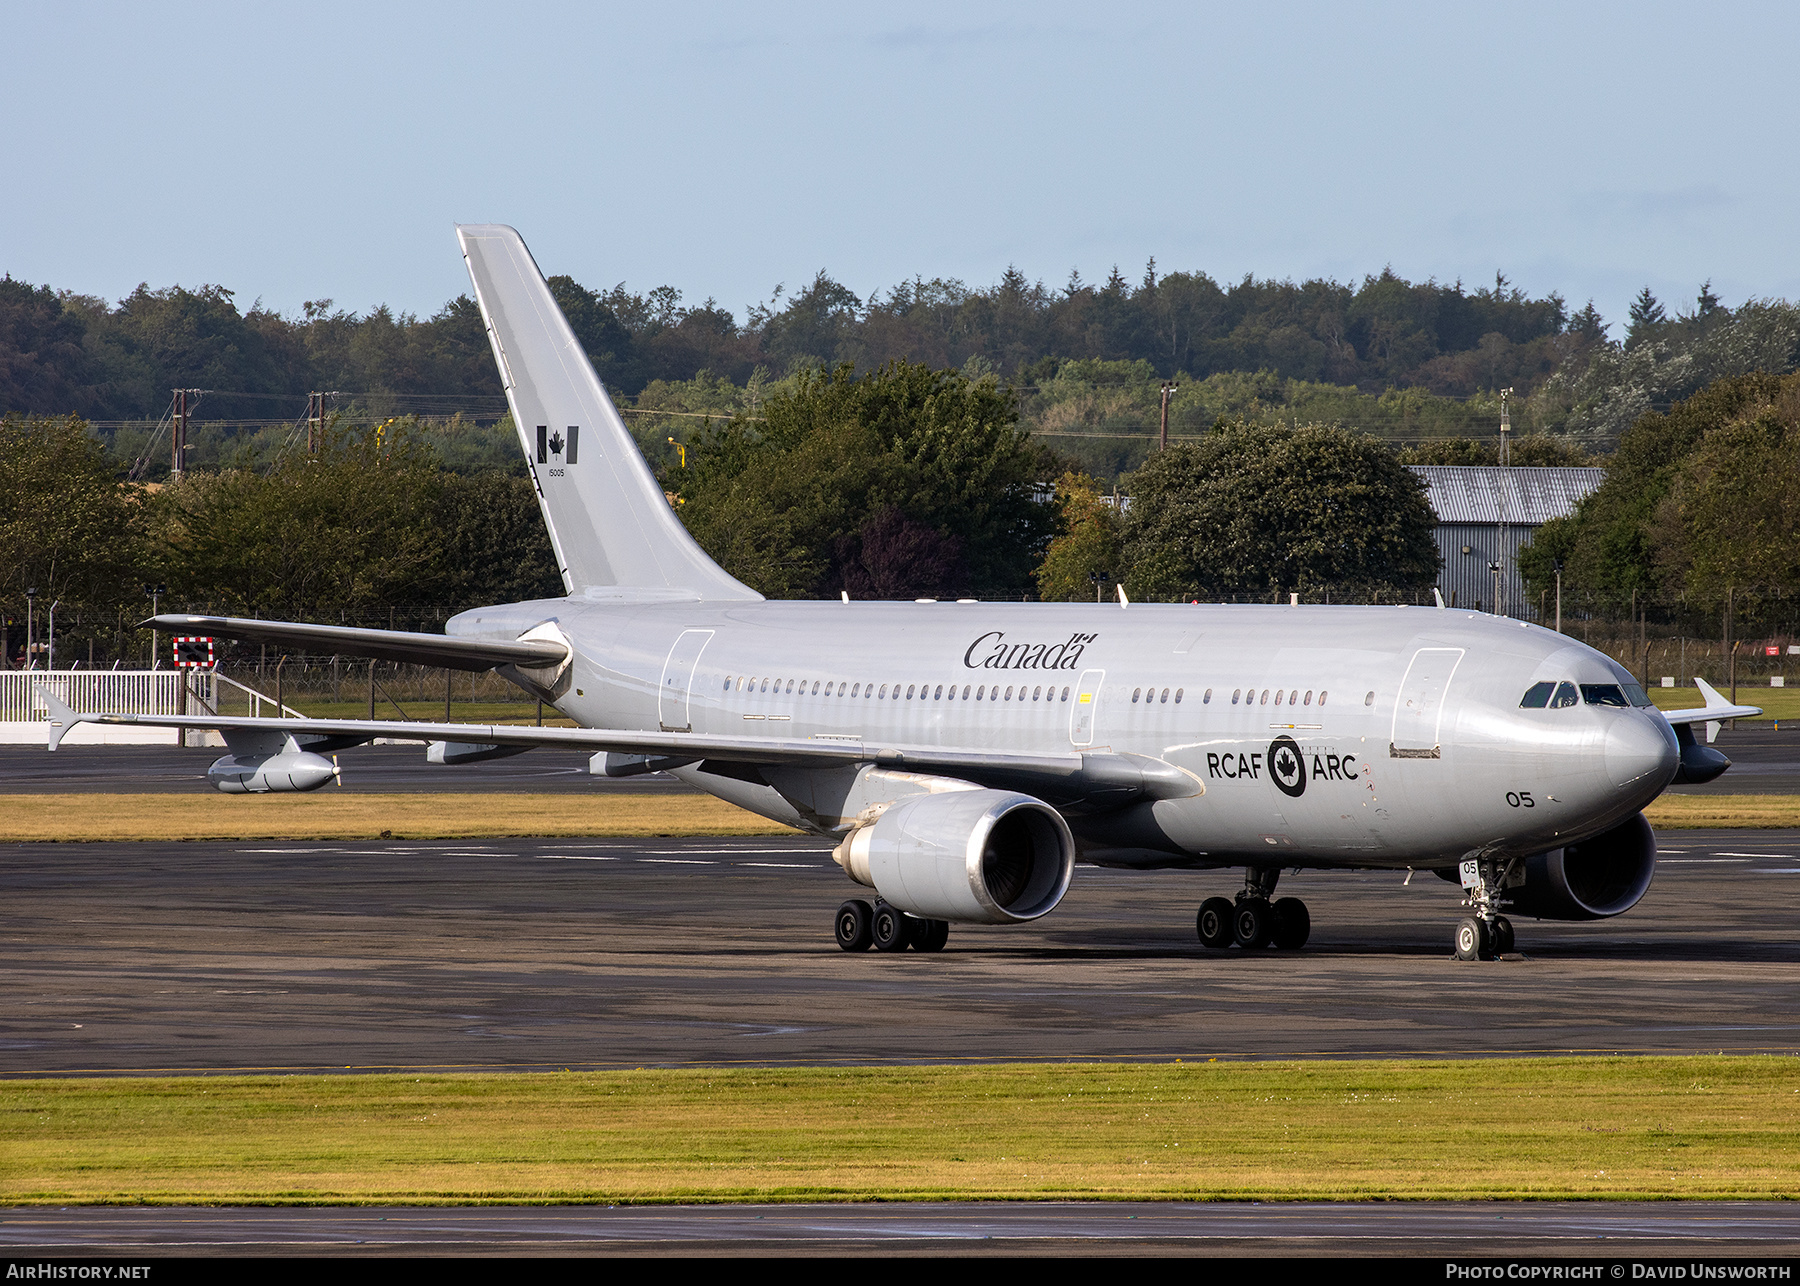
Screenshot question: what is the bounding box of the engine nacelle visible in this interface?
[208,746,338,794]
[832,788,1075,924]
[1508,812,1657,920]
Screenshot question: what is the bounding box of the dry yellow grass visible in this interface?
[0,792,791,842]
[1642,794,1800,829]
[2,792,1787,842]
[3,1058,1797,1204]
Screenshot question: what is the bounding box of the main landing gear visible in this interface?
[835,899,950,953]
[1453,858,1517,961]
[1196,867,1310,951]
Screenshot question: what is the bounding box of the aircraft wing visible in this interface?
[147,614,567,672]
[38,693,1197,806]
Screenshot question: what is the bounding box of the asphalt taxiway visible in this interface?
[4,1200,1800,1257]
[4,829,1799,1073]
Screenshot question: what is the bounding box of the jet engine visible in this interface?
[833,788,1076,924]
[207,738,339,794]
[1507,812,1657,920]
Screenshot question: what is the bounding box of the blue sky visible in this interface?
[10,1,1796,338]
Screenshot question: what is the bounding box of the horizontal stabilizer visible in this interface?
[148,614,567,672]
[1660,677,1762,733]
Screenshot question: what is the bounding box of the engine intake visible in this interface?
[833,788,1076,924]
[1509,812,1657,920]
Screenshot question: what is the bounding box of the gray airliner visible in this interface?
[41,225,1761,961]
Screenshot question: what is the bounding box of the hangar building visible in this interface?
[1409,465,1604,618]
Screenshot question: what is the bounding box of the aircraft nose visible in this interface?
[1605,712,1679,790]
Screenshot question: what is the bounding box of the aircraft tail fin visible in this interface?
[456,224,760,602]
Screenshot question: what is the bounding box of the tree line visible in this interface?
[9,260,1759,421]
[10,261,1793,493]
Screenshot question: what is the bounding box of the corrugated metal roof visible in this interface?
[1409,465,1604,526]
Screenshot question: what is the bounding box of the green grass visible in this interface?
[3,1058,1797,1204]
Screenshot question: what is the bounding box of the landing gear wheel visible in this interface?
[911,918,950,952]
[1234,898,1274,949]
[1491,915,1515,955]
[1270,897,1311,950]
[1454,916,1494,961]
[871,903,910,952]
[1196,897,1235,949]
[835,899,873,952]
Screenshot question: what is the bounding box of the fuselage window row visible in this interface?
[719,677,1321,719]
[721,677,1085,705]
[1228,687,1327,708]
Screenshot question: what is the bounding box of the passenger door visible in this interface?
[1390,647,1464,758]
[657,629,715,732]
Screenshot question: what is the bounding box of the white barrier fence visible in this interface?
[0,670,290,746]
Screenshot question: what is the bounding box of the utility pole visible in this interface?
[171,389,188,480]
[1158,381,1177,452]
[144,583,165,669]
[1726,587,1736,707]
[1495,388,1513,617]
[1630,589,1638,683]
[24,588,36,671]
[1553,559,1563,633]
[308,392,322,453]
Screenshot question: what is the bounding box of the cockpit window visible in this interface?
[1581,684,1630,708]
[1519,681,1554,708]
[1550,681,1579,708]
[1622,683,1654,707]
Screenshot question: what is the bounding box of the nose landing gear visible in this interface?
[1453,858,1519,960]
[1196,868,1311,950]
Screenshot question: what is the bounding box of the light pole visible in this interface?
[47,600,60,672]
[1088,570,1111,604]
[1553,560,1563,634]
[24,588,36,670]
[145,583,165,670]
